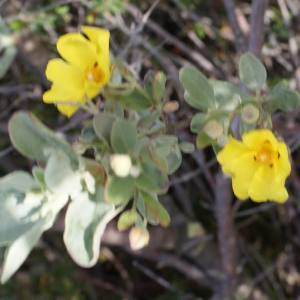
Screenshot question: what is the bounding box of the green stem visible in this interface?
[84,94,100,114]
[132,188,139,212]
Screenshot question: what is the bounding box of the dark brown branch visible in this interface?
[221,0,247,54]
[248,0,269,57]
[214,171,238,300]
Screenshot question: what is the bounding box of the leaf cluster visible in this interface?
[180,52,300,151]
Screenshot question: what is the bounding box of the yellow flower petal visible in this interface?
[43,27,111,116]
[217,129,291,203]
[231,153,258,199]
[57,33,98,70]
[43,84,85,117]
[81,27,111,86]
[275,142,291,180]
[45,59,83,87]
[243,129,278,150]
[249,165,288,202]
[57,104,81,118]
[81,26,110,56]
[216,136,249,174]
[84,81,104,99]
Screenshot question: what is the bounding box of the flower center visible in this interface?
[254,148,273,166]
[84,63,104,84]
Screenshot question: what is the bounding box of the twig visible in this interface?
[0,145,13,157]
[221,0,247,54]
[248,0,269,57]
[214,171,237,300]
[234,202,278,218]
[132,260,179,293]
[119,0,161,58]
[125,3,217,75]
[277,0,300,89]
[170,157,217,186]
[241,239,287,299]
[102,247,134,292]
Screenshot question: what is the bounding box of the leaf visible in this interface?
[104,100,124,118]
[196,131,217,149]
[32,166,46,188]
[144,70,155,98]
[44,150,82,195]
[118,88,154,110]
[266,81,300,112]
[190,112,208,133]
[135,161,169,194]
[104,175,134,205]
[153,71,166,103]
[81,157,105,185]
[155,144,182,174]
[154,135,178,145]
[0,192,40,246]
[1,216,50,283]
[117,210,139,231]
[179,142,195,153]
[8,111,78,168]
[93,113,116,147]
[63,187,115,268]
[239,52,267,90]
[0,171,39,193]
[209,80,253,105]
[111,119,138,153]
[179,66,215,111]
[137,192,158,226]
[0,45,17,79]
[138,110,162,130]
[140,191,170,227]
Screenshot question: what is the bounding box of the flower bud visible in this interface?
[241,104,259,124]
[203,120,223,139]
[110,154,132,177]
[129,226,149,250]
[129,165,140,177]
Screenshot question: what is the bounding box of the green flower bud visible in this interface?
[203,120,223,139]
[241,104,259,124]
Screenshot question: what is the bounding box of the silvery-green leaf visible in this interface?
[179,66,215,111]
[63,186,115,267]
[239,52,267,90]
[9,112,79,168]
[0,192,42,246]
[44,150,82,196]
[0,171,39,193]
[1,215,50,283]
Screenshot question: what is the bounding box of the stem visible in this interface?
[132,188,139,212]
[248,0,269,57]
[215,171,238,300]
[84,94,100,114]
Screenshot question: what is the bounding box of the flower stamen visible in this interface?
[84,63,104,84]
[255,148,273,165]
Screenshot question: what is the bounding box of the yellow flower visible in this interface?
[217,129,291,203]
[43,26,110,117]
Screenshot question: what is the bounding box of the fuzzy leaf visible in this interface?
[239,52,267,90]
[64,187,115,268]
[105,175,134,205]
[111,119,137,153]
[140,191,170,227]
[179,66,215,111]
